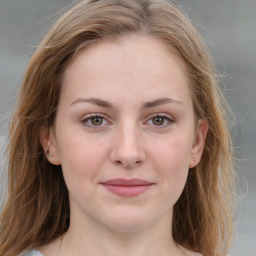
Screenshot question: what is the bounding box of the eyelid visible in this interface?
[144,113,175,128]
[150,113,175,121]
[80,112,174,129]
[81,113,112,128]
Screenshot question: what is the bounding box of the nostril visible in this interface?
[114,159,143,169]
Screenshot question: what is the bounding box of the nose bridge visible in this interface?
[111,121,146,168]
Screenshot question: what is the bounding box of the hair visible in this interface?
[0,0,235,255]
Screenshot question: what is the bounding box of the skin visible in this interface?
[40,35,207,256]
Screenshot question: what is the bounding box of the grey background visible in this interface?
[0,0,255,255]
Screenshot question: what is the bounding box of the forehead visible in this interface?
[66,34,187,75]
[61,35,191,106]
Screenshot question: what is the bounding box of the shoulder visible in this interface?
[180,246,203,256]
[185,252,203,256]
[18,249,44,256]
[185,251,203,256]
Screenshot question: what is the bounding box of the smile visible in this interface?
[100,179,155,197]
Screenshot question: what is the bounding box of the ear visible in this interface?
[39,126,61,165]
[189,119,208,168]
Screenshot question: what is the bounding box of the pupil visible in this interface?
[92,117,103,126]
[153,117,164,125]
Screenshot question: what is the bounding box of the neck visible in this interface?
[61,211,182,256]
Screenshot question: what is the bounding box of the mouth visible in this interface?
[100,178,155,197]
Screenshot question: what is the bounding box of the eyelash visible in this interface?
[81,114,111,129]
[145,113,174,128]
[81,113,174,129]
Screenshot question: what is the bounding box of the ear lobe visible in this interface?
[189,119,208,168]
[39,126,61,165]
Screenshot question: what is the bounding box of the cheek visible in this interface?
[57,135,110,207]
[149,135,192,196]
[151,135,192,171]
[56,130,108,181]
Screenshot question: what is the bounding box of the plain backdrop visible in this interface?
[0,1,255,255]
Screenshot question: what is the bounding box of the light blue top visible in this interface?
[19,249,44,256]
[18,249,208,256]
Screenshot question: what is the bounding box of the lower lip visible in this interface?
[102,184,153,196]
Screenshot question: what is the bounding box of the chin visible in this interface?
[99,207,159,232]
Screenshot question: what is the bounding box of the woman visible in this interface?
[0,0,235,255]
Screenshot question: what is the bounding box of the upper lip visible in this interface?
[101,178,154,186]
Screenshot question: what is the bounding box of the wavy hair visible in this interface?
[0,1,235,255]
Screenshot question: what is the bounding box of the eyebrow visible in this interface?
[71,97,113,108]
[70,97,182,109]
[141,97,182,109]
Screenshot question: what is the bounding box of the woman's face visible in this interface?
[43,35,207,232]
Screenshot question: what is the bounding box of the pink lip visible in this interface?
[101,179,154,197]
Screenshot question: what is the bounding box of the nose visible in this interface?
[110,124,146,169]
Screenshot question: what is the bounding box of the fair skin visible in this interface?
[40,35,207,256]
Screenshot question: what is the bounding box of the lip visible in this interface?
[100,179,154,197]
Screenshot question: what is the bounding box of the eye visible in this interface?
[152,116,166,126]
[81,114,110,128]
[146,113,174,128]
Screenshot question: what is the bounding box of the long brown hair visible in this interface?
[0,1,235,255]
